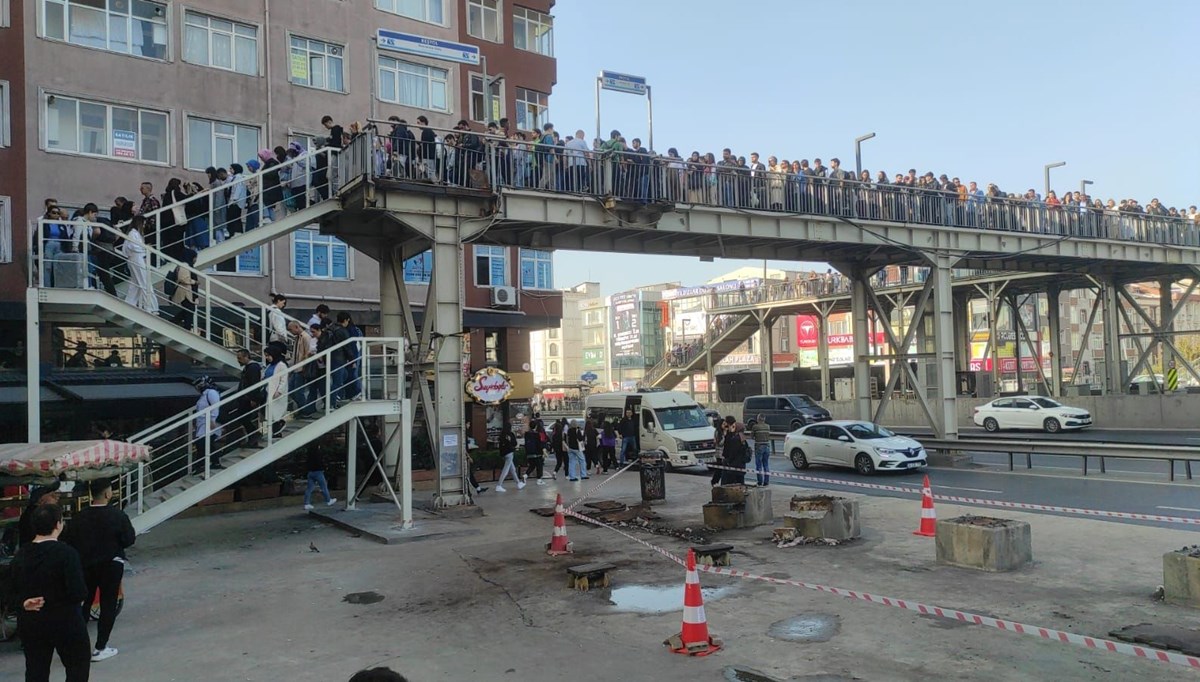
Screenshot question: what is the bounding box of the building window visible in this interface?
[375,0,444,25]
[0,195,11,263]
[403,250,433,284]
[474,245,507,287]
[515,87,548,132]
[185,116,261,171]
[41,0,168,59]
[0,80,9,147]
[549,360,558,375]
[469,74,502,123]
[44,93,169,164]
[288,131,317,152]
[1,0,9,28]
[293,229,351,280]
[548,343,558,356]
[513,6,553,57]
[548,328,558,339]
[519,249,553,290]
[467,0,500,41]
[216,247,264,276]
[377,56,448,112]
[289,35,344,93]
[183,10,259,76]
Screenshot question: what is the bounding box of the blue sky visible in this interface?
[546,0,1199,294]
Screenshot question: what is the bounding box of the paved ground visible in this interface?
[3,471,1198,681]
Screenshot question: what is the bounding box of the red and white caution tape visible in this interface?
[567,461,637,512]
[706,463,1200,527]
[562,507,1200,670]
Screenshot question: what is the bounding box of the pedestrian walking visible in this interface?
[550,419,566,480]
[62,478,136,663]
[494,422,525,492]
[263,343,289,438]
[618,408,639,465]
[583,418,600,475]
[302,445,338,510]
[120,216,158,313]
[522,421,546,485]
[566,420,587,481]
[751,414,772,486]
[599,421,618,472]
[193,376,223,472]
[11,503,92,682]
[267,294,289,345]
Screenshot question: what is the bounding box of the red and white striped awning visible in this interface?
[0,440,151,477]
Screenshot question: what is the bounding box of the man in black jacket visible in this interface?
[617,408,639,466]
[62,478,135,663]
[387,116,415,178]
[12,503,92,681]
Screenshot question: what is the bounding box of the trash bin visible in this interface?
[639,450,666,503]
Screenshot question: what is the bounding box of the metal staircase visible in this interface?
[644,314,759,390]
[33,220,296,370]
[119,336,405,533]
[125,147,343,270]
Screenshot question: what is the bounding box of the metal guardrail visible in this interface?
[919,437,1200,481]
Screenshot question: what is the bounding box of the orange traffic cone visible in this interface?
[913,474,936,537]
[665,549,722,656]
[546,493,573,555]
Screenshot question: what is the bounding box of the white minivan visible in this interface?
[584,391,717,469]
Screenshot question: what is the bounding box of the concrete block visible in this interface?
[1162,549,1200,608]
[711,484,747,505]
[782,495,860,541]
[935,516,1032,572]
[741,486,774,528]
[703,502,743,530]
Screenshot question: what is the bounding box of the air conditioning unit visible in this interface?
[491,286,517,307]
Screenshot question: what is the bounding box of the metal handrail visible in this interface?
[29,218,305,359]
[643,312,745,386]
[119,336,405,513]
[919,436,1200,481]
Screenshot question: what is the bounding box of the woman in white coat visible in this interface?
[121,216,159,313]
[263,343,289,439]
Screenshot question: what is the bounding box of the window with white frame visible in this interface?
[474,245,507,287]
[289,35,344,93]
[377,56,448,112]
[0,81,9,147]
[520,249,552,289]
[44,93,169,164]
[215,247,264,276]
[513,6,553,56]
[41,0,168,59]
[467,0,500,42]
[548,328,557,339]
[183,10,258,76]
[403,250,432,284]
[293,229,351,280]
[1,0,9,28]
[548,343,558,356]
[185,116,261,171]
[288,132,317,152]
[549,360,558,374]
[469,74,502,123]
[0,195,11,263]
[375,0,443,25]
[515,87,548,131]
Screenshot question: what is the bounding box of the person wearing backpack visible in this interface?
[192,376,223,473]
[522,420,546,485]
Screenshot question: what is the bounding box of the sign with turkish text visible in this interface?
[464,367,514,404]
[582,348,605,368]
[796,315,819,348]
[377,29,481,65]
[112,130,137,159]
[599,70,647,96]
[290,52,309,81]
[610,291,642,360]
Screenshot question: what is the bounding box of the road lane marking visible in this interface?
[937,485,1004,494]
[1158,506,1200,513]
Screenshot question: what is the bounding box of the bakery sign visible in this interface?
[464,367,513,405]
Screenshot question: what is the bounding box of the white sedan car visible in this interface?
[784,420,928,476]
[972,396,1092,434]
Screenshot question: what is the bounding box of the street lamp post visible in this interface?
[855,132,876,177]
[1044,161,1066,198]
[1080,179,1093,199]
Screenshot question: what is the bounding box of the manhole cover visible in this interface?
[767,613,841,642]
[343,591,385,605]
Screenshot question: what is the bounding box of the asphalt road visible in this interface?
[896,425,1200,446]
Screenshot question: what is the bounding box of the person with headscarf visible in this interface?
[193,376,222,473]
[244,158,262,231]
[258,148,284,223]
[286,141,309,211]
[120,215,158,314]
[263,342,289,439]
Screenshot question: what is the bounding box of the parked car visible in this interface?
[743,394,831,432]
[784,420,927,475]
[972,396,1092,433]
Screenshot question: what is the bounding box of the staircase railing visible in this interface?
[122,147,340,260]
[30,218,306,362]
[644,313,745,386]
[118,336,405,514]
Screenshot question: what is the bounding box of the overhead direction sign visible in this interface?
[600,70,647,96]
[377,29,480,65]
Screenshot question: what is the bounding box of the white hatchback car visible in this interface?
[972,396,1092,434]
[784,420,928,476]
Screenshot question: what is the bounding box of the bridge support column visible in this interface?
[930,256,959,440]
[850,273,872,421]
[706,349,714,406]
[817,305,831,401]
[379,248,404,475]
[758,314,775,394]
[1006,294,1024,394]
[1161,278,1177,390]
[953,293,971,374]
[26,288,40,444]
[1101,280,1123,395]
[1047,286,1062,397]
[431,217,469,507]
